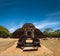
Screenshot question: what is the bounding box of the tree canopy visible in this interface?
[43,28,60,38]
[0,26,10,38]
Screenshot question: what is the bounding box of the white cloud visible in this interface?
[34,22,60,29]
[9,27,17,33]
[8,21,26,33]
[8,21,60,32]
[47,11,60,17]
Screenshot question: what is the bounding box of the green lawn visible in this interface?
[41,39,60,56]
[0,38,17,53]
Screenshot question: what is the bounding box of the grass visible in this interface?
[0,38,17,53]
[41,38,60,56]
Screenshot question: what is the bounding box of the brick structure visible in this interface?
[11,23,44,49]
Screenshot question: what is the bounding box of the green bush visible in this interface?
[0,26,10,38]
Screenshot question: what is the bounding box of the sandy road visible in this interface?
[0,42,53,56]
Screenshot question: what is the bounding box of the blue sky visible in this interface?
[0,0,60,32]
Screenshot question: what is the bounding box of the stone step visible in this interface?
[26,39,33,42]
[24,43,33,47]
[23,47,38,51]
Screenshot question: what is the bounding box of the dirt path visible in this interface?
[0,42,53,56]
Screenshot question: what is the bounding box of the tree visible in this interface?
[43,28,53,37]
[0,26,10,38]
[54,29,60,38]
[43,28,60,38]
[44,28,53,33]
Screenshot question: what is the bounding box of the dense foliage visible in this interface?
[43,28,60,38]
[0,26,10,38]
